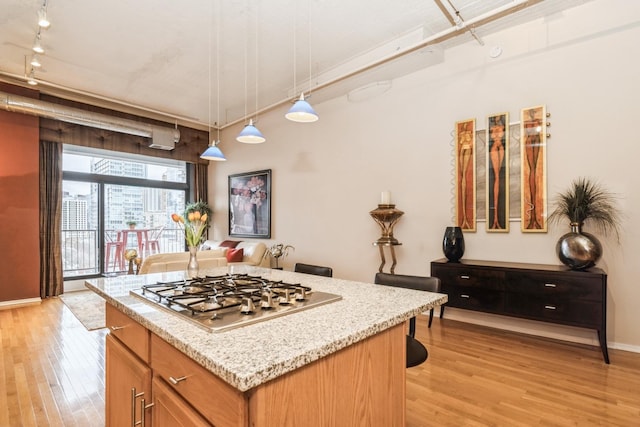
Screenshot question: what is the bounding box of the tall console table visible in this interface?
[430,258,609,363]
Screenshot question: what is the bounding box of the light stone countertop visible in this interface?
[85,267,447,392]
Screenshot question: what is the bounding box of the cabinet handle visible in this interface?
[544,305,557,310]
[131,388,144,427]
[460,275,470,279]
[544,283,557,288]
[140,399,154,426]
[169,375,187,385]
[460,294,470,299]
[110,325,125,331]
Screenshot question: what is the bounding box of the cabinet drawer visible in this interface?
[447,287,505,313]
[506,271,603,301]
[150,334,248,427]
[434,266,505,290]
[505,294,602,328]
[106,304,150,363]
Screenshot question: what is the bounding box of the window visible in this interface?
[62,145,190,278]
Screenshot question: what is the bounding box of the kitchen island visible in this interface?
[86,268,447,426]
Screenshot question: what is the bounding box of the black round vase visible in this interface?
[443,226,465,262]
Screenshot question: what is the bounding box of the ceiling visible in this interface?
[0,0,590,130]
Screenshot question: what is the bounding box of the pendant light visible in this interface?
[286,0,318,123]
[201,0,226,161]
[237,1,265,144]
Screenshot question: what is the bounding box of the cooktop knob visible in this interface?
[240,297,256,314]
[261,291,276,310]
[295,286,307,301]
[279,289,291,305]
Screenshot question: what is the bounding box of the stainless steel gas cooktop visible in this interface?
[130,274,342,332]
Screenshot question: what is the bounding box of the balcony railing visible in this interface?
[62,228,188,278]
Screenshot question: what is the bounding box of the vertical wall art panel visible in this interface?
[520,105,547,232]
[455,119,476,232]
[486,113,509,232]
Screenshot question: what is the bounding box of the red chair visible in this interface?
[105,231,125,271]
[142,226,164,257]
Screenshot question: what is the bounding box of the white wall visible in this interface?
[210,0,640,352]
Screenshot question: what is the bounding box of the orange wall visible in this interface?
[0,84,40,301]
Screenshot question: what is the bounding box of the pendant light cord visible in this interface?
[216,0,221,140]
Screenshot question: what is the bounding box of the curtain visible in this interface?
[39,140,63,298]
[193,162,208,203]
[193,163,209,239]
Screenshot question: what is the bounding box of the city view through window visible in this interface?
[62,146,190,278]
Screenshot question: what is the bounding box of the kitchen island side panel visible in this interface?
[247,323,406,427]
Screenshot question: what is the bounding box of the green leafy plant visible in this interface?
[548,177,621,240]
[126,220,137,227]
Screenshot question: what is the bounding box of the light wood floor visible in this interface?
[1,299,639,426]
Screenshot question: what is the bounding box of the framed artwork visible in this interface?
[455,118,476,232]
[228,169,271,238]
[520,105,547,232]
[486,113,509,232]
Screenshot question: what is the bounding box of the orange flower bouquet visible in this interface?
[171,211,208,248]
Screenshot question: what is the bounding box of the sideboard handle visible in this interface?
[110,325,125,331]
[544,283,557,288]
[544,305,557,310]
[460,294,470,299]
[460,275,470,279]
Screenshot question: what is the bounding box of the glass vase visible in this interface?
[187,246,199,278]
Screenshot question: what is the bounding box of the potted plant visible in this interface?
[126,220,137,229]
[548,177,621,270]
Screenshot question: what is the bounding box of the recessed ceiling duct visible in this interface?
[0,90,180,148]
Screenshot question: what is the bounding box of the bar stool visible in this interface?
[105,231,125,271]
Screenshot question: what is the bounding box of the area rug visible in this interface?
[59,290,106,331]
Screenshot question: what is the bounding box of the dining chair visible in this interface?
[294,263,333,277]
[374,272,441,368]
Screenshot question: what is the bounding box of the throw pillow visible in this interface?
[220,240,241,248]
[226,247,244,262]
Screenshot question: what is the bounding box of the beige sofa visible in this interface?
[138,240,267,275]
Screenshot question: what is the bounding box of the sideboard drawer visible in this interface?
[447,287,504,313]
[506,271,603,301]
[505,294,602,328]
[433,266,506,290]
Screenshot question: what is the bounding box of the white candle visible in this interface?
[381,191,391,205]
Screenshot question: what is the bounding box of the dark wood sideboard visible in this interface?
[430,258,609,363]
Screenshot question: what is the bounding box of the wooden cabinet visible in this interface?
[430,258,609,363]
[105,303,407,425]
[106,334,152,426]
[151,377,210,427]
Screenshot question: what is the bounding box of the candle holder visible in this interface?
[370,204,404,273]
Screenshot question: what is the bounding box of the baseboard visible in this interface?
[0,297,41,310]
[442,308,640,355]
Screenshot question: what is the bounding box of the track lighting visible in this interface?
[30,55,42,68]
[32,31,44,54]
[27,69,38,86]
[38,6,50,29]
